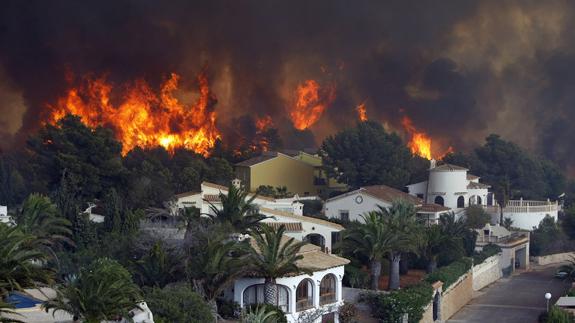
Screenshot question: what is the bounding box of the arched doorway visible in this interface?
[243,284,290,312]
[433,291,441,321]
[434,196,444,206]
[305,234,326,251]
[296,279,314,311]
[487,193,493,206]
[457,196,465,208]
[477,196,482,205]
[319,274,337,305]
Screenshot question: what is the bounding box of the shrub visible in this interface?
[541,306,574,323]
[338,302,358,323]
[425,258,472,291]
[343,264,370,289]
[246,304,287,323]
[473,244,501,265]
[361,282,433,323]
[217,298,241,319]
[143,284,214,323]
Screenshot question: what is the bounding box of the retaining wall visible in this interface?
[531,252,575,266]
[472,255,502,291]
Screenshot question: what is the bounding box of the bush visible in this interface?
[465,205,491,229]
[143,284,214,323]
[425,258,472,291]
[361,282,433,323]
[473,244,501,265]
[338,302,357,323]
[540,306,575,323]
[246,304,287,323]
[217,298,240,319]
[343,264,370,289]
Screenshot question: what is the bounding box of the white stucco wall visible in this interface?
[496,211,558,231]
[472,255,502,291]
[467,188,489,206]
[406,181,427,199]
[233,266,345,323]
[325,191,391,223]
[427,170,468,209]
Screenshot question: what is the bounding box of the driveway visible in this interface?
[448,265,571,323]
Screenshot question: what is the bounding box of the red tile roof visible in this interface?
[362,185,423,205]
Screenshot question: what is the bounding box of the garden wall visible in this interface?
[531,252,575,266]
[472,255,501,291]
[420,272,473,323]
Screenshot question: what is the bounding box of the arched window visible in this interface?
[457,196,465,208]
[477,196,482,205]
[434,196,444,206]
[305,234,326,250]
[320,274,337,305]
[243,284,289,312]
[296,279,314,311]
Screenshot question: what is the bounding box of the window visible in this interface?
[319,274,337,305]
[243,284,289,312]
[434,196,444,206]
[417,193,424,199]
[457,196,465,208]
[339,210,349,222]
[296,279,314,311]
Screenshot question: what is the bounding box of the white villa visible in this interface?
[324,184,450,225]
[406,160,559,230]
[172,180,349,322]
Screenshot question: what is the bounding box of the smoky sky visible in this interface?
[1,0,575,172]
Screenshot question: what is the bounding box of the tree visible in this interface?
[417,224,462,273]
[502,217,514,230]
[207,184,267,234]
[133,241,184,288]
[320,121,414,189]
[0,224,54,295]
[377,200,420,290]
[44,258,141,323]
[342,212,397,290]
[464,205,491,229]
[247,224,310,304]
[187,230,247,321]
[143,284,214,323]
[13,194,73,252]
[241,304,283,323]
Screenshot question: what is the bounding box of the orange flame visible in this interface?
[401,116,432,160]
[289,80,336,130]
[47,72,220,156]
[356,102,367,122]
[255,115,273,132]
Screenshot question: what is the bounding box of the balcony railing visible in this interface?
[319,292,336,305]
[296,298,314,311]
[482,200,558,214]
[477,232,529,244]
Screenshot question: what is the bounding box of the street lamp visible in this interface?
[545,292,552,312]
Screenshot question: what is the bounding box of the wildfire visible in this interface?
[255,115,273,152]
[289,80,336,130]
[401,116,432,160]
[47,72,220,156]
[356,102,367,122]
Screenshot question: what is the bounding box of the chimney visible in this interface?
[232,178,241,189]
[429,159,437,169]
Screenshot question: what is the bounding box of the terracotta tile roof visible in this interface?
[362,185,423,205]
[265,222,303,232]
[259,207,344,230]
[235,152,279,167]
[417,203,450,213]
[467,174,480,180]
[467,182,490,189]
[173,190,201,199]
[430,164,468,172]
[203,194,221,202]
[248,235,349,273]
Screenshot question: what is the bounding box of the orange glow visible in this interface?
[356,102,367,122]
[289,80,336,130]
[47,72,220,156]
[401,116,432,160]
[255,115,273,132]
[255,115,273,152]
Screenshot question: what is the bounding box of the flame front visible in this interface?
[289,80,336,130]
[356,102,367,122]
[401,116,432,160]
[47,72,220,156]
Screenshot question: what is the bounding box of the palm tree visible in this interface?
[377,200,420,290]
[44,258,141,323]
[417,224,462,273]
[503,217,514,230]
[207,184,267,234]
[0,224,54,295]
[247,224,311,304]
[241,304,282,323]
[14,194,73,251]
[342,212,397,290]
[188,231,247,321]
[133,240,184,288]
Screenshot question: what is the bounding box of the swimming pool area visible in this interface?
[6,292,42,309]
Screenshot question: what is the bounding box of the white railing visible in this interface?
[482,200,558,214]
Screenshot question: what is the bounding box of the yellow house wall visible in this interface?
[248,155,317,195]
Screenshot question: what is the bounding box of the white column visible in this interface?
[314,279,320,308]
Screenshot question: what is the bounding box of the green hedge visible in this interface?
[425,258,472,291]
[472,244,501,265]
[361,282,433,323]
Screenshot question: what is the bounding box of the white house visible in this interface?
[173,181,344,252]
[0,205,11,224]
[227,236,349,323]
[407,161,559,230]
[475,224,530,273]
[324,184,450,224]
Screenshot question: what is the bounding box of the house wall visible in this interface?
[242,154,318,196]
[472,255,502,291]
[497,211,558,231]
[427,170,468,209]
[407,181,428,200]
[531,252,575,266]
[233,266,345,323]
[467,188,489,206]
[325,192,391,223]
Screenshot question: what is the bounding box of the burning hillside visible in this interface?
[46,72,220,156]
[289,80,336,130]
[401,116,453,160]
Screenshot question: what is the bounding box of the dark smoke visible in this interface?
[0,0,574,173]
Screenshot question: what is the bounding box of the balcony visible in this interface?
[296,298,314,311]
[319,292,336,305]
[482,199,559,214]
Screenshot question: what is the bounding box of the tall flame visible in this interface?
[356,102,367,122]
[47,72,220,156]
[289,80,336,130]
[401,116,432,159]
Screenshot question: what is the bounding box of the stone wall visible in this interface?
[531,252,575,266]
[472,255,502,291]
[420,272,473,323]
